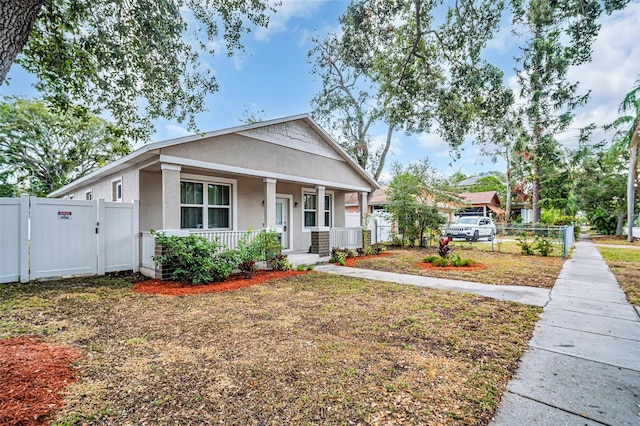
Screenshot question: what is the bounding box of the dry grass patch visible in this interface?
[0,273,541,425]
[597,246,640,306]
[352,248,563,288]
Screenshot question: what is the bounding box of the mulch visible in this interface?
[0,337,81,426]
[340,252,394,267]
[417,262,487,271]
[133,269,312,296]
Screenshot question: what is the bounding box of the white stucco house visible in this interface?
[50,114,378,273]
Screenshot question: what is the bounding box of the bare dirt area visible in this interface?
[0,272,541,425]
[350,248,563,288]
[0,337,81,425]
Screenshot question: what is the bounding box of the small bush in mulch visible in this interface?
[422,253,484,269]
[0,337,81,426]
[133,269,311,296]
[338,251,394,267]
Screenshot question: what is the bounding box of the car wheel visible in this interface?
[471,230,479,242]
[488,231,495,241]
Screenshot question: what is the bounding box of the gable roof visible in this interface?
[50,114,379,197]
[458,191,501,206]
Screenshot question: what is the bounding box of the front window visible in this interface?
[324,194,332,227]
[303,194,316,227]
[303,192,332,228]
[180,181,231,229]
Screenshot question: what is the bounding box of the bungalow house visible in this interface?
[457,191,504,219]
[50,114,379,273]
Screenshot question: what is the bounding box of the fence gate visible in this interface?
[0,196,139,283]
[30,198,99,279]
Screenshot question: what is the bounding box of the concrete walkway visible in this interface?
[491,240,640,425]
[314,264,551,307]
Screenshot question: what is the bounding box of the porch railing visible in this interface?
[330,227,362,249]
[190,229,262,251]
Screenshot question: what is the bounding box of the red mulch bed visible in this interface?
[133,269,312,296]
[417,262,487,271]
[339,252,394,267]
[0,337,81,426]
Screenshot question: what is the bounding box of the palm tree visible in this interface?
[610,78,640,241]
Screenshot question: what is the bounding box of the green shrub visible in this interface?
[296,265,305,271]
[152,231,227,284]
[534,236,554,256]
[423,255,437,263]
[306,265,314,271]
[235,229,282,278]
[516,232,535,255]
[334,251,347,266]
[269,253,292,271]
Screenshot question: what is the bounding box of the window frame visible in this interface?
[180,174,237,230]
[301,188,334,231]
[85,189,93,201]
[111,177,123,202]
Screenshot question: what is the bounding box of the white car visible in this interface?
[446,216,496,242]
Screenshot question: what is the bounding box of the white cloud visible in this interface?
[255,0,328,42]
[568,2,640,132]
[417,132,451,158]
[165,124,192,138]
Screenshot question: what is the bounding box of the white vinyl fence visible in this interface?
[0,196,139,283]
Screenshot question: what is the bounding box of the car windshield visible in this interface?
[457,217,479,224]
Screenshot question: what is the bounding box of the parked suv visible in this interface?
[445,216,496,242]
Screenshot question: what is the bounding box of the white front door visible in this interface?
[275,197,289,250]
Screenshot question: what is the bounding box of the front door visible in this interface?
[275,197,289,250]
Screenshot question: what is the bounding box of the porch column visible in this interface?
[161,163,181,229]
[316,185,326,228]
[263,178,277,228]
[359,191,369,227]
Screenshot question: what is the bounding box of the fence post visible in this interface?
[97,199,106,275]
[132,200,140,273]
[19,195,29,283]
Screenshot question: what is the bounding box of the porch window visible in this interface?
[324,194,332,227]
[303,194,316,227]
[207,184,230,228]
[180,181,231,229]
[303,193,332,228]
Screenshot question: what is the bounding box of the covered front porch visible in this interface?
[139,227,363,278]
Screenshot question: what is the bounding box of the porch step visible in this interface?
[287,252,331,268]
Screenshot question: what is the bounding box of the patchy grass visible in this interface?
[590,233,639,246]
[352,248,563,288]
[598,247,640,306]
[0,273,541,425]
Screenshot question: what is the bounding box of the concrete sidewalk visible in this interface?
[313,263,551,307]
[491,240,640,425]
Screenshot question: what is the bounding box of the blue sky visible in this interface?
[2,0,639,183]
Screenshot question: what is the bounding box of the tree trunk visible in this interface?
[627,144,637,242]
[373,125,393,181]
[532,166,541,224]
[0,0,44,84]
[616,212,625,236]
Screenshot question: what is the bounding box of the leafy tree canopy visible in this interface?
[1,0,272,141]
[0,97,129,196]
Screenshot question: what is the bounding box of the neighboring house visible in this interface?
[50,114,379,259]
[346,187,461,222]
[457,191,504,219]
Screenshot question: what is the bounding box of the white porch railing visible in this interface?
[330,227,363,249]
[190,229,262,251]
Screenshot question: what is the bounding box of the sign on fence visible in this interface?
[0,196,139,283]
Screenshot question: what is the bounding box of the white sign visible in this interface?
[58,211,72,220]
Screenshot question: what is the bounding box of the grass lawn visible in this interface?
[0,273,541,425]
[350,248,564,288]
[597,246,640,306]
